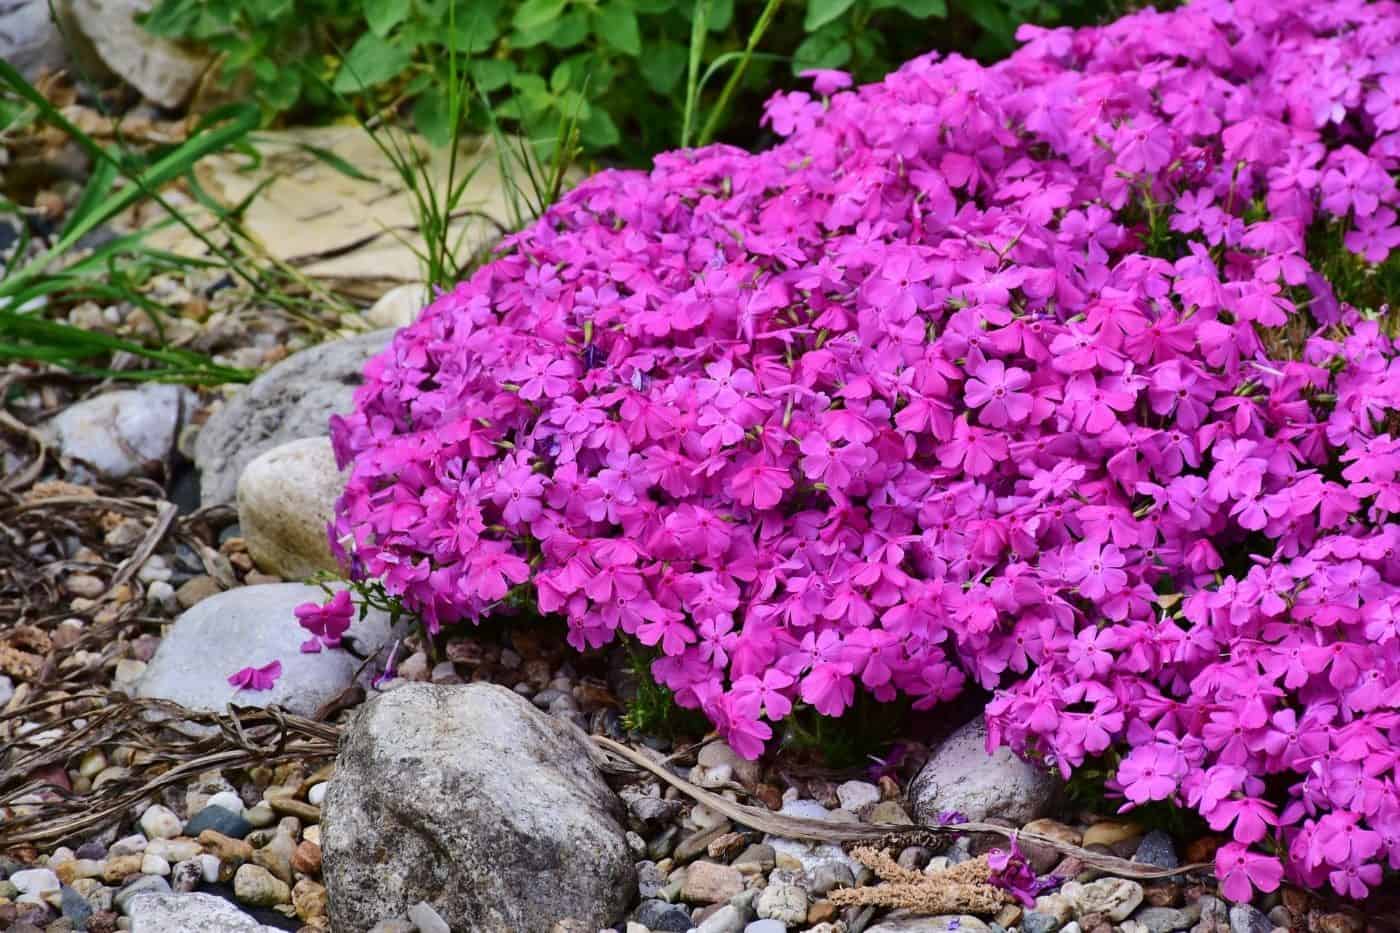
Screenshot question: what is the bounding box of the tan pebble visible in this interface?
[267,797,320,823]
[1081,820,1143,848]
[301,825,321,846]
[198,830,252,866]
[233,863,290,907]
[291,878,328,921]
[102,854,143,883]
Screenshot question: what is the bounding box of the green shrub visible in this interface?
[142,0,1127,162]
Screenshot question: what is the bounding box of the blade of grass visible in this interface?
[697,0,784,147]
[681,0,713,149]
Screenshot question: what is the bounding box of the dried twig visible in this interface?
[0,695,340,847]
[591,735,1209,881]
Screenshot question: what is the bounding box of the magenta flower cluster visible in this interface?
[330,0,1400,901]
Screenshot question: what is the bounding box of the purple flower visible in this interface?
[227,661,282,691]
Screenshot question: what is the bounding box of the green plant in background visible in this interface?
[141,0,1139,164]
[0,60,351,384]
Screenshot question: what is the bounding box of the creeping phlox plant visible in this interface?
[328,0,1400,902]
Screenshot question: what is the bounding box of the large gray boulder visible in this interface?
[322,684,637,933]
[127,892,277,932]
[136,583,396,716]
[196,330,392,507]
[909,718,1058,826]
[43,384,194,479]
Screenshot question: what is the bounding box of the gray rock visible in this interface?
[59,885,93,927]
[634,898,690,932]
[1133,830,1179,869]
[1021,911,1064,933]
[322,684,636,933]
[755,883,807,923]
[113,875,171,914]
[43,384,193,478]
[0,0,75,79]
[807,861,854,895]
[407,901,451,933]
[1228,904,1272,933]
[1136,907,1195,933]
[196,330,393,506]
[697,905,747,933]
[183,805,252,839]
[866,913,991,933]
[366,283,429,330]
[910,718,1057,825]
[136,583,396,717]
[746,922,788,933]
[237,436,345,579]
[67,0,211,107]
[126,891,277,932]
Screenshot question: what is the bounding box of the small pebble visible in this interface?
[138,805,182,840]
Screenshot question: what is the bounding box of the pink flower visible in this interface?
[295,591,354,653]
[228,660,282,691]
[964,360,1033,427]
[1215,843,1283,902]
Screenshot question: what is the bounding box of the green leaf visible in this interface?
[414,89,454,146]
[579,106,620,148]
[594,3,641,56]
[513,0,567,32]
[332,34,412,92]
[639,39,687,94]
[707,0,733,30]
[473,58,516,92]
[804,0,856,31]
[793,29,851,71]
[869,0,945,14]
[364,0,411,36]
[547,10,590,48]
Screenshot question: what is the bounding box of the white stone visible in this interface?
[43,384,192,478]
[141,853,171,876]
[200,854,222,883]
[366,283,430,329]
[307,782,328,806]
[237,436,346,579]
[1062,878,1144,923]
[206,791,245,814]
[836,780,881,814]
[137,583,399,717]
[909,717,1058,825]
[756,882,809,923]
[139,804,183,840]
[10,868,59,895]
[126,891,279,932]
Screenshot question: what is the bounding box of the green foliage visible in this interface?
[141,0,1131,163]
[780,690,910,769]
[622,643,712,738]
[0,60,347,384]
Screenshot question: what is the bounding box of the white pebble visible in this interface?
[200,854,222,883]
[141,853,171,876]
[48,846,75,866]
[307,782,328,806]
[836,780,881,813]
[139,803,183,839]
[206,790,245,814]
[10,868,59,895]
